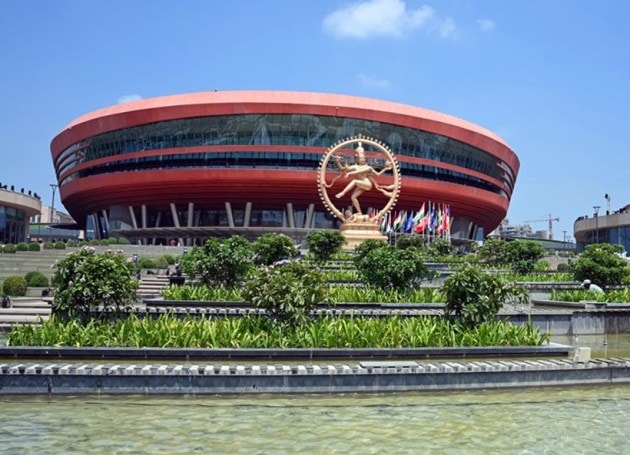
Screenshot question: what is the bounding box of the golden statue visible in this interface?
[317,135,401,247]
[333,142,395,215]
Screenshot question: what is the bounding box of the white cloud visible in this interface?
[476,18,495,31]
[118,94,143,104]
[357,74,391,88]
[323,0,440,39]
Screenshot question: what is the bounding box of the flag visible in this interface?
[404,211,414,233]
[413,203,426,223]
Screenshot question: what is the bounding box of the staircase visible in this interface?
[0,297,51,330]
[137,274,171,300]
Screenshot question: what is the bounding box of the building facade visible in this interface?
[574,204,630,252]
[0,186,42,244]
[50,91,520,245]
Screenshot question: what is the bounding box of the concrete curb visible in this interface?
[1,357,628,395]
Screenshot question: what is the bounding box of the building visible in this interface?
[493,219,549,240]
[574,204,630,252]
[50,91,520,245]
[0,185,42,244]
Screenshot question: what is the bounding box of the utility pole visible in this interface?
[593,206,600,244]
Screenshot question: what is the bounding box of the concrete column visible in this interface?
[225,202,235,228]
[305,203,315,228]
[286,203,295,228]
[243,202,252,228]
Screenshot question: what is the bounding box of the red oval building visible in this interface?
[50,91,519,244]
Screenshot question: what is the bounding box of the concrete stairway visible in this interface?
[138,274,171,300]
[0,297,51,329]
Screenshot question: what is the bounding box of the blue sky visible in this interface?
[1,0,629,241]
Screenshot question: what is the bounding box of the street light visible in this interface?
[49,183,58,224]
[593,205,600,244]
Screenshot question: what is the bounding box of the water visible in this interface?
[1,385,628,454]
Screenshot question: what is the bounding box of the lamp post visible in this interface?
[593,205,600,244]
[563,230,567,251]
[49,183,58,224]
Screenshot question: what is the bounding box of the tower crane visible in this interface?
[523,214,559,240]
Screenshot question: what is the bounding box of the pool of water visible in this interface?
[1,385,628,454]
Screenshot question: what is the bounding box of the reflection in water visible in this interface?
[1,386,630,454]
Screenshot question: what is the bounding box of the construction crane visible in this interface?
[523,214,559,240]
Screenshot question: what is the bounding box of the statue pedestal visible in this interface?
[339,220,388,249]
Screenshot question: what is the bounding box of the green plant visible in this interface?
[306,230,347,263]
[43,241,55,250]
[243,261,329,326]
[54,241,67,249]
[572,244,630,290]
[355,245,432,291]
[1,243,17,254]
[24,271,49,287]
[137,257,156,269]
[556,263,570,273]
[426,239,455,259]
[106,237,118,245]
[28,242,41,251]
[2,276,28,296]
[154,256,169,269]
[51,246,138,323]
[395,235,426,250]
[252,233,298,266]
[66,240,78,247]
[16,242,28,251]
[441,264,528,329]
[117,237,130,244]
[160,254,176,265]
[180,235,254,287]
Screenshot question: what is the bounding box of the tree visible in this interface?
[572,243,630,290]
[355,244,432,291]
[252,233,298,266]
[441,264,528,329]
[505,240,546,274]
[180,236,254,287]
[243,261,329,326]
[52,246,138,323]
[476,238,510,267]
[306,230,347,262]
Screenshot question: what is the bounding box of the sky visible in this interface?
[1,0,629,241]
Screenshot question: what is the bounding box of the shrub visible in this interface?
[1,244,17,254]
[180,236,254,287]
[252,233,298,266]
[243,261,329,326]
[556,263,570,273]
[2,276,28,296]
[16,242,29,251]
[154,256,169,269]
[137,257,156,269]
[52,246,138,323]
[66,240,78,247]
[89,239,100,246]
[25,271,49,287]
[43,241,55,250]
[355,245,432,291]
[395,235,425,250]
[54,241,67,249]
[306,230,347,262]
[28,242,41,251]
[160,254,176,265]
[99,239,110,246]
[572,243,630,290]
[354,238,388,264]
[441,264,528,329]
[427,239,455,258]
[117,237,130,244]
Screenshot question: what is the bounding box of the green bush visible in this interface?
[180,236,254,287]
[441,264,528,329]
[54,241,67,250]
[160,254,176,265]
[355,245,432,291]
[66,240,78,247]
[154,256,169,269]
[395,235,426,250]
[572,243,630,290]
[16,242,29,251]
[25,271,49,287]
[306,230,347,262]
[89,239,100,246]
[252,233,298,266]
[117,237,130,244]
[28,242,41,251]
[99,239,110,246]
[1,244,17,254]
[137,257,156,269]
[2,276,28,296]
[52,246,138,323]
[556,263,570,273]
[43,241,55,250]
[243,261,329,326]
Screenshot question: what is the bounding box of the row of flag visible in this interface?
[376,202,451,238]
